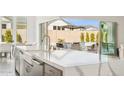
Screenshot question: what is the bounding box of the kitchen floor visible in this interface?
[0,58,16,76]
[0,53,120,76]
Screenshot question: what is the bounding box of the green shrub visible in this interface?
[90,33,95,42]
[80,33,84,42]
[16,33,22,43]
[86,32,89,42]
[4,29,13,43]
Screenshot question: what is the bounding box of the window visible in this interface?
[53,26,57,30]
[58,26,60,30]
[2,24,6,29]
[53,26,63,30]
[62,27,65,30]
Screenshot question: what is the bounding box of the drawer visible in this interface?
[44,64,62,76]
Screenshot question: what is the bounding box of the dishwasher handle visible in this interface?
[32,59,44,65]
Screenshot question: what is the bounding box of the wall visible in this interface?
[27,16,37,43]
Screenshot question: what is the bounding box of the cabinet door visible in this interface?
[44,64,62,76]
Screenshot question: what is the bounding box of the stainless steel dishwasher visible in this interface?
[23,57,44,76]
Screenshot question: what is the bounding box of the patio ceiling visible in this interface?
[2,16,27,24]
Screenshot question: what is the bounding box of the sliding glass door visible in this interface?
[100,21,117,62]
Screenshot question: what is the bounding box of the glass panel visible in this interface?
[1,16,13,43]
[100,21,117,62]
[16,16,27,43]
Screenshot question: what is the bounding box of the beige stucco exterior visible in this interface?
[48,30,98,45]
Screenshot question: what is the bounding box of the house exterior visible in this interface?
[48,18,99,44]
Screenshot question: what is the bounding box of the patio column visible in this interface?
[12,16,16,44]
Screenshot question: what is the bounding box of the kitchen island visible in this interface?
[15,46,124,76]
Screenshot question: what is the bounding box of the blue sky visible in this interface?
[63,18,100,28]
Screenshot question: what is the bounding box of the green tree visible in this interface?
[2,35,5,42]
[86,32,89,42]
[90,33,95,42]
[4,29,13,43]
[80,33,84,42]
[16,33,22,43]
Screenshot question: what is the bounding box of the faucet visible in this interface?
[42,35,51,54]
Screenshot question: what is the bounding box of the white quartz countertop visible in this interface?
[29,50,100,69]
[16,46,42,51]
[16,46,100,67]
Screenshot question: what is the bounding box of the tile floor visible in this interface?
[0,58,16,76]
